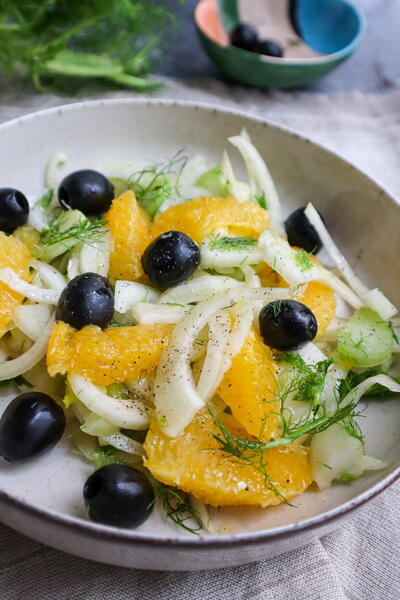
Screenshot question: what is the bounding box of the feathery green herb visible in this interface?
[208,397,360,502]
[0,1,178,92]
[40,216,107,248]
[147,473,203,535]
[208,236,258,252]
[121,151,187,219]
[207,349,365,501]
[277,352,333,408]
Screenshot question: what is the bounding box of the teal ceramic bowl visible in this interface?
[195,0,366,88]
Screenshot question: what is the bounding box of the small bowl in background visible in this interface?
[195,0,366,88]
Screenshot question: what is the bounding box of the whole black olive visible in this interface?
[0,188,29,234]
[141,231,200,288]
[56,272,114,330]
[0,392,66,463]
[58,170,114,216]
[255,39,284,58]
[259,299,318,351]
[84,464,154,528]
[230,22,259,51]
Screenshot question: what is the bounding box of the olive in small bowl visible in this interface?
[0,188,29,234]
[0,392,66,463]
[142,231,200,289]
[56,272,114,330]
[259,299,318,351]
[58,170,114,216]
[84,464,155,528]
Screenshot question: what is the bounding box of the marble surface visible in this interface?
[159,0,400,92]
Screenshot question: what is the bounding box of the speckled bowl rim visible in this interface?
[0,97,399,550]
[194,0,367,66]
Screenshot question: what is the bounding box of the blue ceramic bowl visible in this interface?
[195,0,366,88]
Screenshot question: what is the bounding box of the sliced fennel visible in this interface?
[229,131,283,234]
[0,317,54,380]
[67,248,80,280]
[114,280,159,313]
[196,310,231,401]
[44,152,68,189]
[196,165,229,197]
[68,374,150,429]
[132,303,189,325]
[200,237,264,269]
[28,203,51,232]
[78,233,110,277]
[305,203,397,320]
[81,413,120,436]
[0,268,60,304]
[31,259,66,291]
[337,308,393,368]
[154,286,290,438]
[220,151,251,203]
[71,401,119,436]
[159,274,244,306]
[13,304,52,341]
[34,209,87,261]
[99,433,144,458]
[311,423,387,489]
[259,230,362,309]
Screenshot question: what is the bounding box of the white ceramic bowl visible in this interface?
[0,99,399,571]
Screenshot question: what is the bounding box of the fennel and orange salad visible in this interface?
[0,130,399,534]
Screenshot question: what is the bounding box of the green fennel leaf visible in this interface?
[255,193,267,209]
[146,471,203,535]
[125,151,187,219]
[39,215,107,249]
[294,251,313,271]
[0,1,176,92]
[208,236,257,252]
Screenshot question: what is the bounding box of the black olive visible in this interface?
[56,272,114,330]
[58,170,114,216]
[230,22,259,51]
[285,207,323,254]
[255,39,284,58]
[141,231,200,289]
[0,188,29,234]
[84,464,154,528]
[259,299,318,351]
[0,392,66,463]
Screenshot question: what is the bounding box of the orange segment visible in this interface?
[0,233,31,337]
[151,196,269,243]
[297,281,336,335]
[218,328,280,441]
[105,190,151,281]
[144,409,311,507]
[256,262,288,288]
[47,321,172,385]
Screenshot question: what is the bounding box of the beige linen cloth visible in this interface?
[0,78,400,600]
